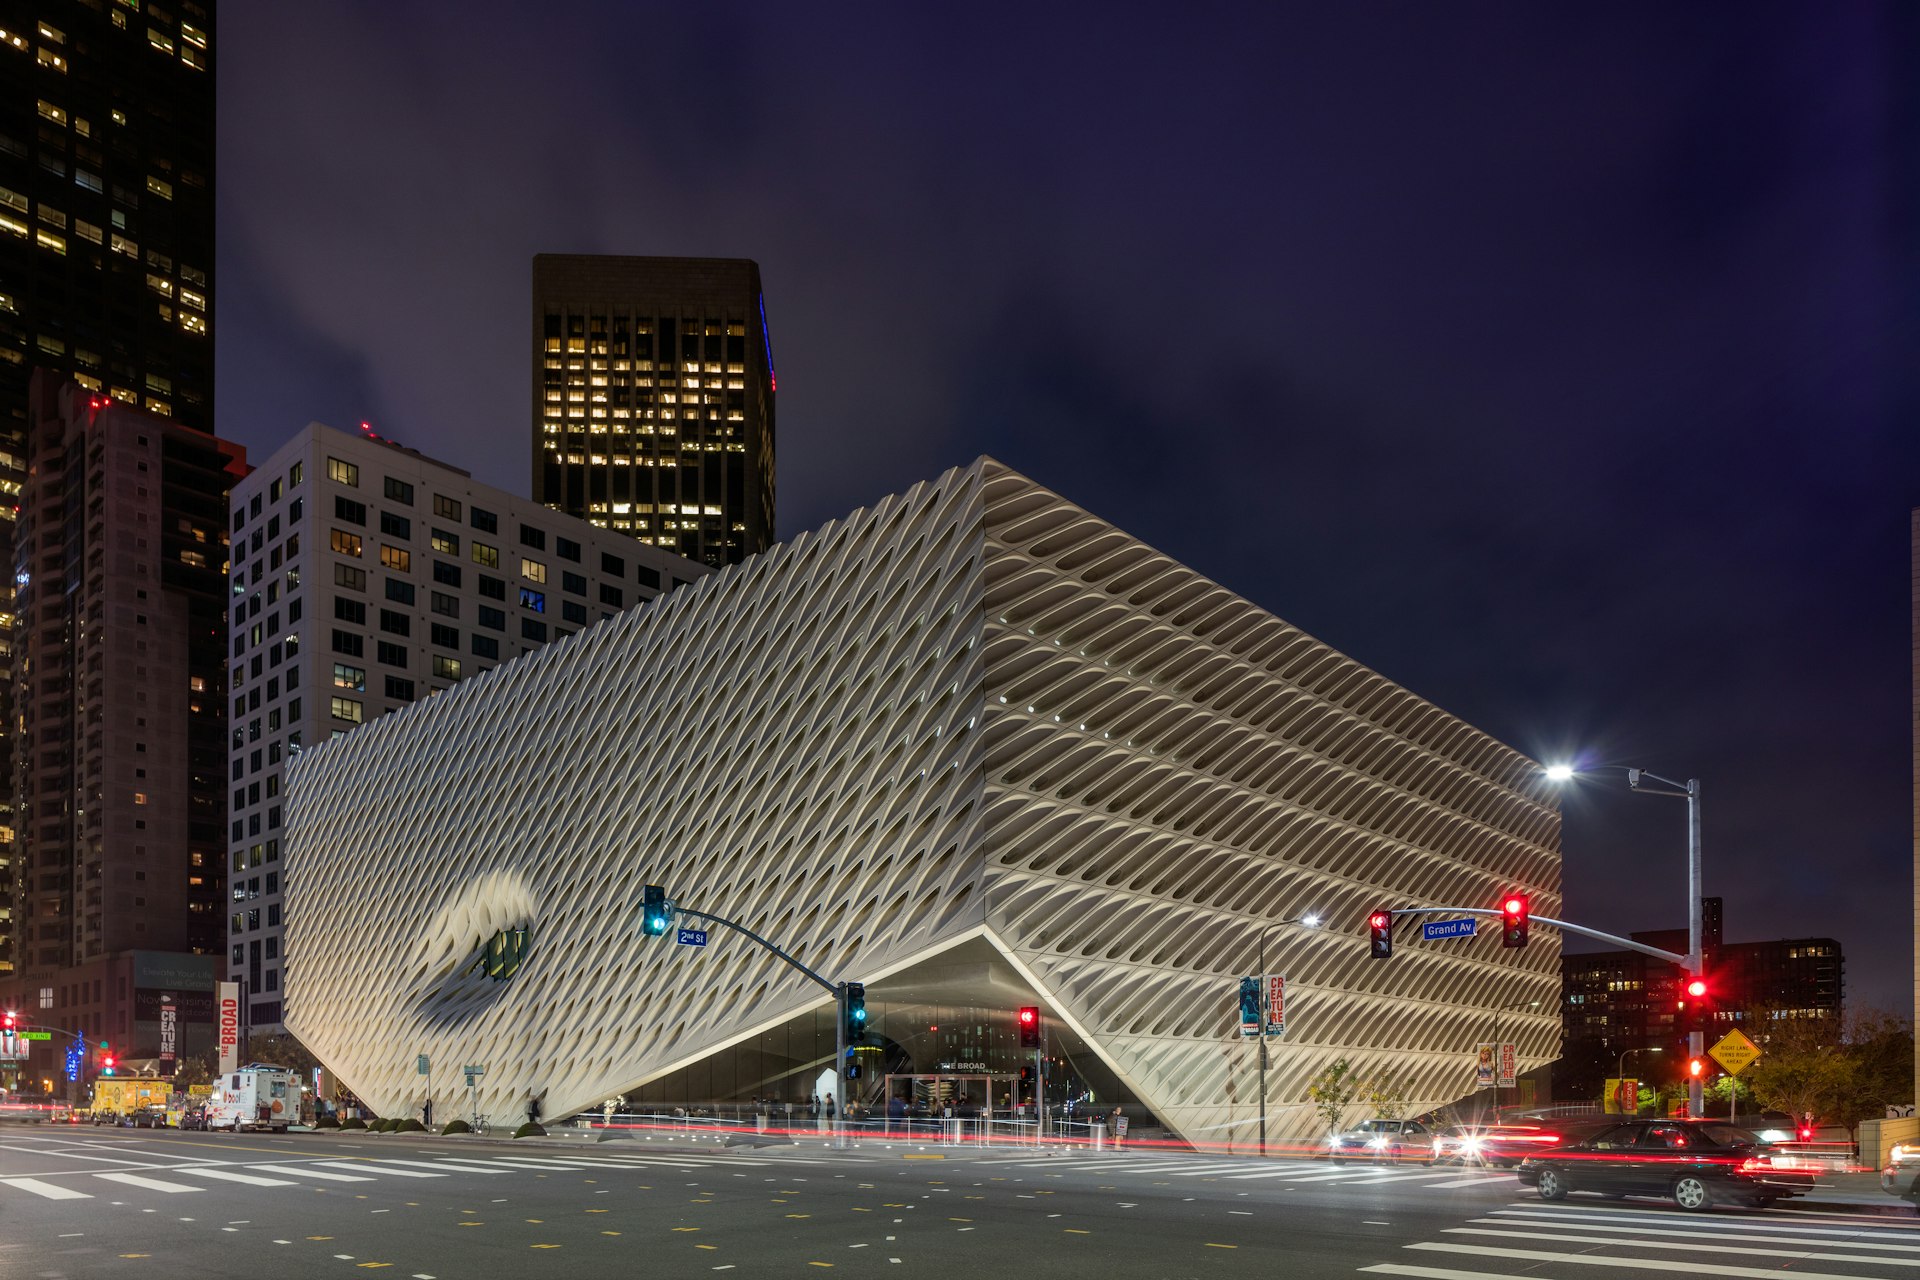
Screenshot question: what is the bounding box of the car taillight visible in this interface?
[1738,1156,1771,1174]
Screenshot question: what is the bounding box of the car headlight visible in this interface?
[1462,1138,1483,1155]
[1894,1143,1913,1164]
[1369,1136,1387,1148]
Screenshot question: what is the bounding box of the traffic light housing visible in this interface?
[1018,1006,1040,1048]
[1368,910,1392,960]
[844,982,867,1043]
[641,884,671,938]
[2,1009,14,1032]
[1676,974,1710,1033]
[1500,894,1530,948]
[102,1052,116,1076]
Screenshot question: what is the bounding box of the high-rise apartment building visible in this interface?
[3,376,241,1065]
[531,255,774,569]
[1558,898,1844,1096]
[229,422,708,1032]
[0,3,217,980]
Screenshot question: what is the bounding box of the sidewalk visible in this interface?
[1784,1168,1910,1217]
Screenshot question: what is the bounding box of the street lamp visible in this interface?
[1546,762,1704,1117]
[1254,912,1321,1158]
[1617,1045,1662,1081]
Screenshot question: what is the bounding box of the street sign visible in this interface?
[464,1070,478,1088]
[676,928,709,947]
[416,1054,430,1075]
[1264,974,1286,1037]
[463,1064,486,1075]
[1708,1029,1762,1076]
[1422,918,1477,941]
[22,1030,50,1040]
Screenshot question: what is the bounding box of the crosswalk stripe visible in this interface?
[181,1169,298,1188]
[380,1159,509,1174]
[470,1158,590,1170]
[1407,1240,1873,1279]
[1445,1224,1920,1267]
[1419,1174,1518,1188]
[1474,1213,1920,1251]
[1,1177,91,1200]
[1365,1266,1548,1280]
[242,1164,374,1183]
[313,1161,444,1179]
[1494,1206,1920,1240]
[94,1172,203,1193]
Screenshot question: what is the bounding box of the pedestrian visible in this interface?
[602,1097,615,1126]
[1109,1105,1124,1147]
[526,1090,543,1125]
[421,1098,433,1129]
[825,1095,836,1120]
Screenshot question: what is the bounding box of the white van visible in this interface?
[206,1065,302,1133]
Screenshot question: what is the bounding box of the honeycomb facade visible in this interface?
[284,459,1560,1138]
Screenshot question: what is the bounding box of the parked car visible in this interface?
[1330,1118,1435,1163]
[129,1105,170,1129]
[177,1103,210,1132]
[1431,1123,1575,1167]
[1516,1118,1812,1210]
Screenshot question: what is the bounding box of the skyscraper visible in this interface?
[0,3,216,981]
[5,375,242,1066]
[531,255,774,568]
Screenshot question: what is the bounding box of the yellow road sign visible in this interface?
[1708,1029,1762,1076]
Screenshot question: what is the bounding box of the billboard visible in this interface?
[217,981,240,1075]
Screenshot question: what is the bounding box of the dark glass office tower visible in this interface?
[532,256,774,568]
[0,4,216,984]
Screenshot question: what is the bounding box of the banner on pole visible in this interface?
[1497,1042,1517,1088]
[1264,974,1286,1037]
[1474,1043,1495,1089]
[216,982,240,1075]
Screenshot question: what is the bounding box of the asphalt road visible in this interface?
[4,1128,1918,1279]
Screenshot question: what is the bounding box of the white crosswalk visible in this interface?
[0,1145,799,1203]
[965,1152,1516,1189]
[1359,1201,1920,1280]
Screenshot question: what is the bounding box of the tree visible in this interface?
[171,1054,213,1088]
[1743,1007,1914,1142]
[244,1031,320,1077]
[1306,1059,1358,1134]
[1362,1072,1411,1122]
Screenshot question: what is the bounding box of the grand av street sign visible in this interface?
[1708,1029,1762,1076]
[1422,918,1476,941]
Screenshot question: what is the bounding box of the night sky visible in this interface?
[215,5,1917,1010]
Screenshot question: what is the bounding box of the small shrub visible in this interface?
[339,1117,367,1130]
[513,1122,547,1139]
[440,1119,471,1135]
[399,1118,426,1133]
[315,1116,341,1129]
[372,1118,395,1133]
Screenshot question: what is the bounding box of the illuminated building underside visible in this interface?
[284,459,1561,1139]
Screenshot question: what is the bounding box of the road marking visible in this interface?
[247,1164,375,1183]
[2,1177,91,1200]
[1406,1241,1879,1279]
[316,1162,446,1179]
[1420,1174,1516,1188]
[1477,1213,1920,1252]
[1449,1223,1920,1265]
[182,1168,298,1187]
[94,1173,203,1193]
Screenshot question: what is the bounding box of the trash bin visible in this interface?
[1092,1121,1106,1150]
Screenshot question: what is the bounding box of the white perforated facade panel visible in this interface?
[285,459,1560,1140]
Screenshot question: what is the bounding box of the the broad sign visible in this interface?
[1422,918,1477,941]
[217,981,240,1075]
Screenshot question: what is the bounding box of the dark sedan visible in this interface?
[1516,1118,1812,1211]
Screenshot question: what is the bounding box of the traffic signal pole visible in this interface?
[662,903,853,1149]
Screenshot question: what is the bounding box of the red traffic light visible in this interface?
[1500,894,1530,949]
[1018,1008,1036,1026]
[2,1010,13,1030]
[1368,912,1390,930]
[1017,1006,1041,1048]
[1685,978,1708,999]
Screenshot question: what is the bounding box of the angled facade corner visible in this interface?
[285,458,1559,1143]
